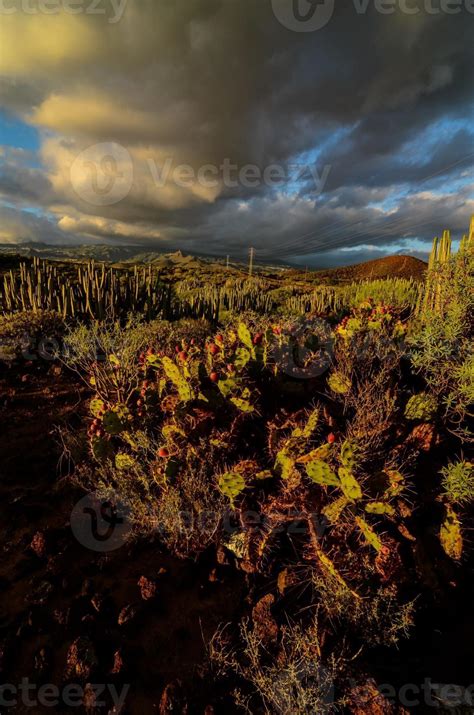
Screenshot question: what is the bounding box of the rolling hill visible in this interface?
[313,255,427,283]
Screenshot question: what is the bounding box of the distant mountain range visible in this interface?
[0,243,427,280]
[0,242,161,263]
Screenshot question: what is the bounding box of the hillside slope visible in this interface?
[315,255,427,283]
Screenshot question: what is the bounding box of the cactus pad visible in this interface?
[218,472,246,506]
[328,371,351,395]
[364,502,395,516]
[306,460,339,487]
[90,398,105,418]
[355,516,383,552]
[340,440,357,470]
[440,505,462,560]
[161,356,194,403]
[103,410,125,435]
[115,453,137,470]
[404,393,437,421]
[338,467,362,501]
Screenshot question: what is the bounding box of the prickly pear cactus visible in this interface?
[340,441,357,470]
[302,407,320,438]
[364,502,395,516]
[355,516,383,552]
[297,443,332,464]
[218,472,246,506]
[274,450,297,482]
[115,453,137,471]
[306,460,339,487]
[234,347,251,370]
[230,397,254,413]
[383,469,405,498]
[90,398,105,418]
[161,356,194,403]
[322,495,348,524]
[404,393,437,421]
[91,437,113,462]
[440,504,462,560]
[338,466,362,501]
[217,377,238,398]
[237,323,254,351]
[328,371,351,395]
[103,410,125,435]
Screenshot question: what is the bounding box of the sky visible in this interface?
[0,0,473,267]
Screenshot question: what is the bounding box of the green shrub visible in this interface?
[210,618,343,714]
[410,250,473,439]
[441,460,474,506]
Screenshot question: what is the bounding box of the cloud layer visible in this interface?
[0,0,473,263]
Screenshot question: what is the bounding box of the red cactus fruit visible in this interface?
[327,432,336,444]
[158,447,169,458]
[210,372,219,383]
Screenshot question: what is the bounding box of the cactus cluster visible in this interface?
[1,256,427,324]
[1,258,172,320]
[420,216,473,317]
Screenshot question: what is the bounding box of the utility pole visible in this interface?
[226,255,230,269]
[248,247,255,277]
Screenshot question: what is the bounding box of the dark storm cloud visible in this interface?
[0,0,472,259]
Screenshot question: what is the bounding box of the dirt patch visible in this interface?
[0,364,244,713]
